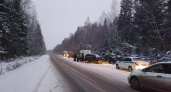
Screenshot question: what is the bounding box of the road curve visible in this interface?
[50,55,138,92]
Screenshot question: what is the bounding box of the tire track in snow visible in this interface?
[33,66,51,92]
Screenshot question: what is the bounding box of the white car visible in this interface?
[116,57,149,72]
[128,62,171,92]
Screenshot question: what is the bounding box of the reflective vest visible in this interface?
[77,54,79,58]
[112,56,115,58]
[80,54,82,58]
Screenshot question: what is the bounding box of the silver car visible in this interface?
[128,62,171,92]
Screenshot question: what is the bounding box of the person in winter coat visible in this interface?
[80,53,83,61]
[82,54,84,61]
[73,53,76,61]
[111,55,116,65]
[104,53,109,64]
[108,54,112,64]
[77,54,80,62]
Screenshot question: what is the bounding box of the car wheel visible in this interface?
[130,77,141,90]
[128,66,132,72]
[116,64,119,69]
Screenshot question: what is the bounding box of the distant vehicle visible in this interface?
[85,54,102,64]
[128,62,171,92]
[116,57,149,72]
[68,51,74,58]
[63,51,68,57]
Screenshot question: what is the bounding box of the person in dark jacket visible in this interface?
[82,54,84,61]
[77,54,80,62]
[104,53,109,64]
[73,53,76,61]
[108,54,112,64]
[80,53,83,61]
[111,55,116,65]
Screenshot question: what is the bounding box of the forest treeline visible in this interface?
[53,0,171,58]
[0,0,46,60]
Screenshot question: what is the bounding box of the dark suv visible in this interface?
[85,54,102,63]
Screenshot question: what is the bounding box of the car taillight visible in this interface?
[148,63,150,66]
[135,62,139,66]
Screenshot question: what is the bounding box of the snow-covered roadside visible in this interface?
[0,55,71,92]
[0,56,39,75]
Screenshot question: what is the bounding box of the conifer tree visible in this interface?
[118,0,133,43]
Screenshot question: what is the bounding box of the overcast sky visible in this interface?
[32,0,121,50]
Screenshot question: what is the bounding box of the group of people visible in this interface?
[104,53,119,65]
[73,53,84,62]
[73,53,119,64]
[108,54,117,64]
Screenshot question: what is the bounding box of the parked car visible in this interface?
[128,62,171,92]
[85,54,102,64]
[116,57,149,72]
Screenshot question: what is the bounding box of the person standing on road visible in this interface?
[111,55,116,65]
[104,53,109,64]
[73,53,76,61]
[80,53,82,61]
[82,53,84,61]
[77,54,80,62]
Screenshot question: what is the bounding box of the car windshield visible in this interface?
[63,51,68,54]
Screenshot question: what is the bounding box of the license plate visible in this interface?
[141,64,147,66]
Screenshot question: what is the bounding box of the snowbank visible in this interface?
[0,56,39,75]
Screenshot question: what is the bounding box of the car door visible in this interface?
[141,64,165,91]
[124,58,132,69]
[163,64,171,91]
[119,58,126,68]
[85,54,91,60]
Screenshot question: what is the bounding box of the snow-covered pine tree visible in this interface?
[165,0,171,50]
[7,0,28,58]
[133,0,167,55]
[0,0,11,60]
[0,0,46,60]
[28,23,46,55]
[118,0,133,43]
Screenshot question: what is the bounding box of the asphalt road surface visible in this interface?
[50,55,151,92]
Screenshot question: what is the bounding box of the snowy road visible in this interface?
[50,55,139,92]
